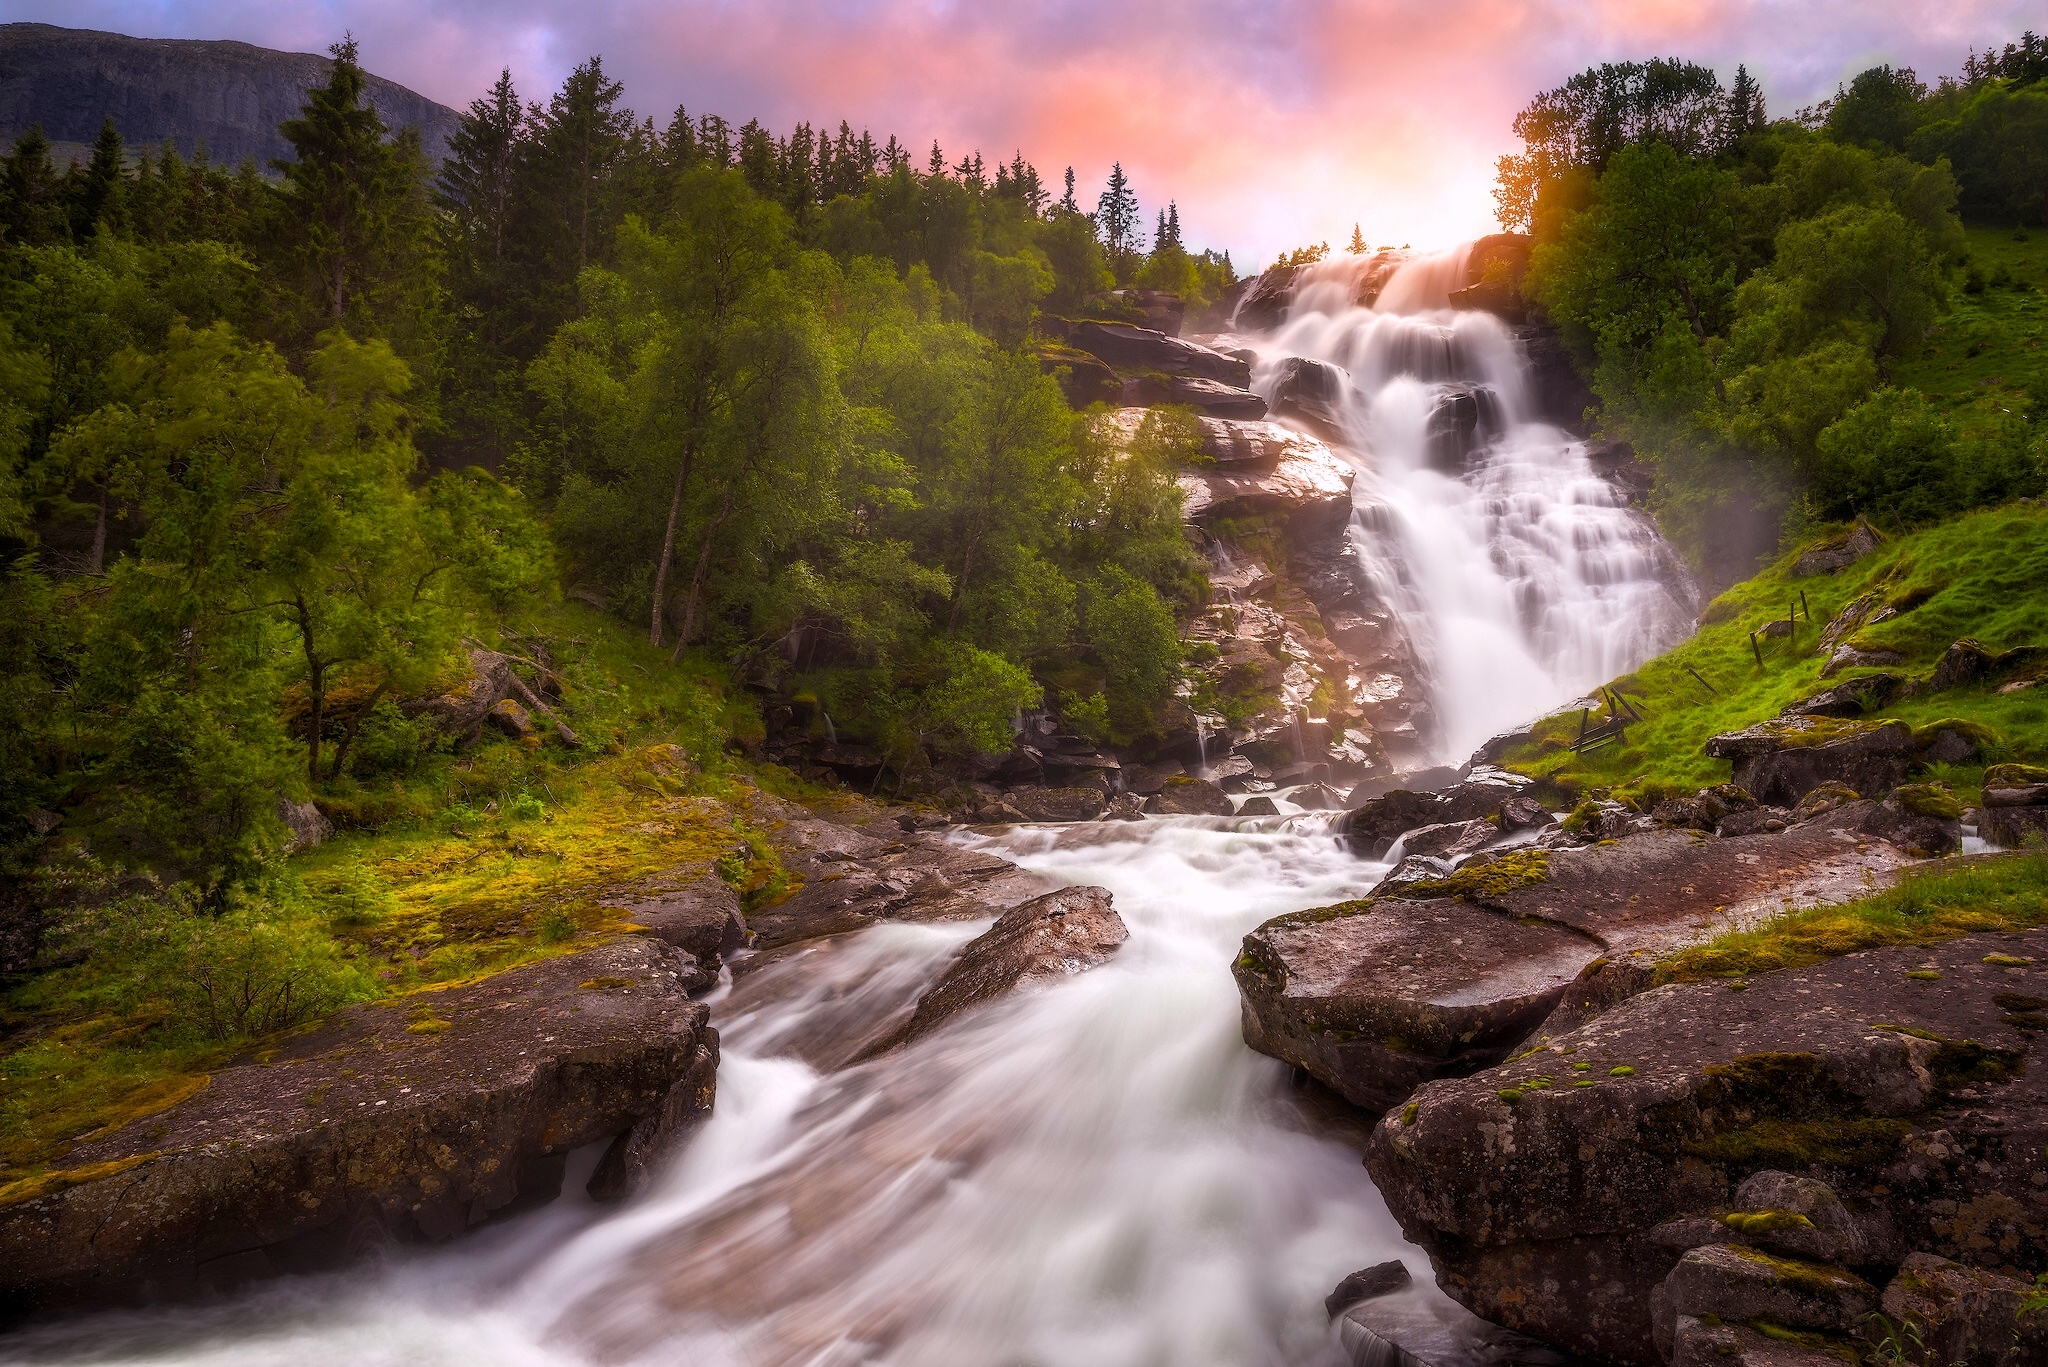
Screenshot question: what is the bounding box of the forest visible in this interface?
[1502,34,2048,582]
[0,40,1236,915]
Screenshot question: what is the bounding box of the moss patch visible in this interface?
[1390,851,1551,903]
[1687,1117,1915,1170]
[1656,850,2048,983]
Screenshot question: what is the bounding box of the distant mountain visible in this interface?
[0,22,461,169]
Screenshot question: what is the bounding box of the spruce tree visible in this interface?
[72,118,126,238]
[1096,163,1139,271]
[1723,64,1767,144]
[1060,166,1078,213]
[1348,223,1368,254]
[272,38,432,334]
[1,126,64,245]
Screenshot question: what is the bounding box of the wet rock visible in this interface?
[1784,673,1902,718]
[1364,929,2048,1365]
[1716,806,1790,837]
[1064,320,1252,387]
[0,939,718,1310]
[1325,1259,1412,1316]
[1584,438,1655,507]
[607,873,749,991]
[1667,1318,1847,1367]
[868,886,1126,1054]
[276,797,331,852]
[1342,777,1527,857]
[1269,357,1350,442]
[1150,375,1267,418]
[1290,782,1347,810]
[1652,784,1759,834]
[1337,1285,1576,1367]
[1039,749,1120,790]
[1447,233,1531,322]
[1147,776,1233,816]
[990,745,1045,787]
[1103,792,1146,821]
[1232,264,1303,331]
[1394,818,1499,860]
[1424,386,1504,471]
[1516,321,1596,431]
[1237,795,1281,816]
[1498,795,1554,831]
[1242,809,1912,1113]
[1863,787,1962,857]
[1981,763,2048,849]
[1006,787,1111,823]
[1195,415,1312,468]
[1178,435,1356,539]
[1792,517,1883,577]
[1880,1252,2048,1367]
[1704,716,1914,807]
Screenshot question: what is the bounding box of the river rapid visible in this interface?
[8,818,1419,1367]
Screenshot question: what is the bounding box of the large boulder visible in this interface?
[1107,288,1185,335]
[1196,415,1322,468]
[861,886,1125,1055]
[1006,786,1111,823]
[606,872,750,991]
[0,939,718,1310]
[1238,807,1912,1110]
[1341,775,1528,857]
[1704,716,1915,807]
[1232,264,1304,331]
[1064,321,1251,387]
[1364,929,2048,1365]
[1146,775,1233,815]
[1880,1252,2048,1367]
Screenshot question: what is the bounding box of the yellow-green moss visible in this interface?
[1686,1118,1914,1169]
[1392,851,1551,902]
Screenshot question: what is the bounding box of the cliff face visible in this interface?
[0,23,460,168]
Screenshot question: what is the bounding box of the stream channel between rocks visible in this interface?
[3,247,1694,1367]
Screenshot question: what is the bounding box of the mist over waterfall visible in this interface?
[1240,249,1696,762]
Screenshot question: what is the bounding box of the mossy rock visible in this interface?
[1389,850,1551,902]
[1986,763,2048,787]
[1892,782,1964,820]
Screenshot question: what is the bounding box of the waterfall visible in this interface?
[1244,250,1695,761]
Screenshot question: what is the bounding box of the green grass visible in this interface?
[1656,849,2048,983]
[1501,503,2048,802]
[1894,225,2048,414]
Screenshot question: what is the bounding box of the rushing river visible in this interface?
[8,817,1429,1367]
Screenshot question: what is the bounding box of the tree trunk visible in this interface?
[327,676,390,781]
[88,487,106,575]
[648,440,695,647]
[670,494,735,662]
[295,595,324,782]
[947,534,980,634]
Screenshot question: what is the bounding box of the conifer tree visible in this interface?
[1060,166,1078,212]
[1724,64,1767,143]
[72,118,126,238]
[270,37,434,345]
[0,126,64,245]
[1096,162,1139,270]
[1347,223,1368,254]
[439,70,523,272]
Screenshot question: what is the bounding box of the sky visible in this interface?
[9,0,2043,264]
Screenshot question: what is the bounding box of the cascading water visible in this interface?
[1242,249,1696,762]
[6,248,1698,1367]
[5,821,1417,1367]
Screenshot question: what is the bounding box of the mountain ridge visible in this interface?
[0,22,461,167]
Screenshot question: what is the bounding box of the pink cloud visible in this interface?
[18,0,2044,259]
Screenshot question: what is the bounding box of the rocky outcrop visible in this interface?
[1232,264,1304,331]
[1982,763,2048,849]
[1341,772,1533,857]
[1062,320,1252,387]
[0,939,717,1311]
[1237,805,1913,1110]
[1125,373,1267,417]
[1792,517,1884,577]
[1364,929,2048,1365]
[860,886,1125,1056]
[1785,672,1902,718]
[606,873,750,991]
[0,22,461,167]
[1177,432,1355,536]
[1704,716,1915,807]
[1036,343,1121,407]
[1106,288,1185,335]
[1446,234,1532,321]
[1879,1251,2048,1367]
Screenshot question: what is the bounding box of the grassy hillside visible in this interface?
[1894,224,2048,412]
[1500,503,2048,803]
